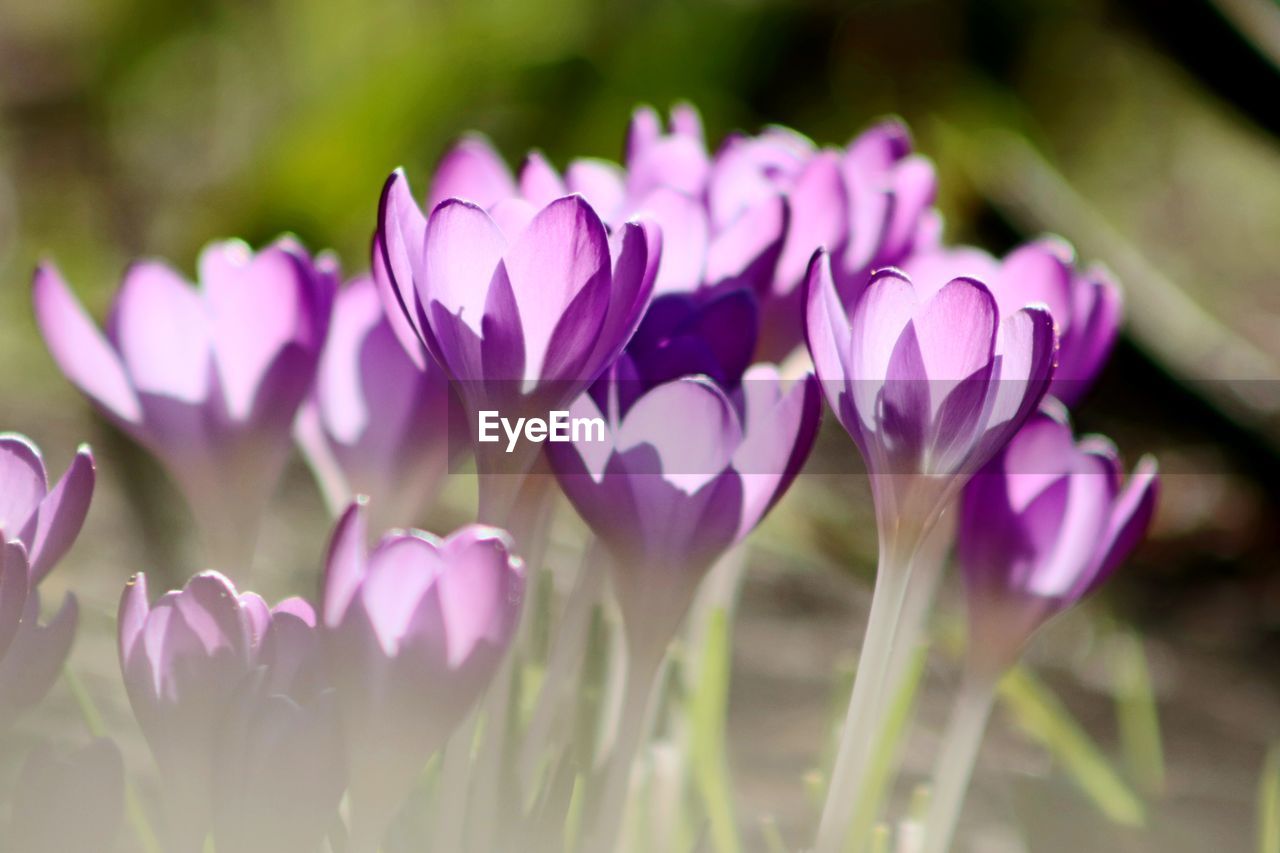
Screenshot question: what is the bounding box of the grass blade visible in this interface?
[998,666,1145,827]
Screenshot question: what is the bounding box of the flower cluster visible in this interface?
[7,102,1157,853]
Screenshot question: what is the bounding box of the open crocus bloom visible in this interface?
[957,404,1158,675]
[118,572,322,851]
[321,502,525,851]
[34,240,337,568]
[296,275,458,530]
[805,250,1057,552]
[0,435,94,583]
[902,237,1122,407]
[550,367,820,657]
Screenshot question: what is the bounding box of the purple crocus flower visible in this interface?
[376,173,657,518]
[34,239,337,567]
[804,249,1057,552]
[296,274,458,531]
[550,367,820,659]
[213,597,346,853]
[8,738,124,853]
[957,403,1158,676]
[118,571,260,850]
[902,238,1122,407]
[321,501,525,852]
[0,434,94,583]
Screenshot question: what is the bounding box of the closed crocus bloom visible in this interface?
[376,174,657,519]
[957,404,1158,676]
[321,502,525,853]
[213,598,345,853]
[922,405,1157,853]
[805,250,1057,552]
[902,237,1122,407]
[0,435,94,583]
[34,239,337,569]
[550,369,818,850]
[118,571,259,851]
[8,738,124,853]
[296,275,458,530]
[806,249,1055,853]
[551,368,820,661]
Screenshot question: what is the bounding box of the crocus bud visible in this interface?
[213,598,346,853]
[34,239,337,568]
[902,238,1122,408]
[804,250,1057,555]
[8,738,124,853]
[550,368,820,659]
[296,275,458,530]
[321,502,526,852]
[0,434,94,583]
[376,174,657,516]
[957,403,1158,677]
[117,571,258,851]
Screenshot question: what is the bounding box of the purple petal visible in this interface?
[566,159,627,219]
[26,444,95,584]
[32,264,142,424]
[200,241,321,420]
[109,260,211,403]
[518,151,567,208]
[426,135,517,211]
[774,150,848,293]
[436,526,524,667]
[0,434,47,545]
[500,196,611,381]
[322,501,370,627]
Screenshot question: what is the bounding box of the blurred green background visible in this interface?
[2,0,1280,850]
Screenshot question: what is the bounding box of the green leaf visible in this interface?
[690,607,742,853]
[998,666,1145,827]
[1258,741,1280,853]
[1110,630,1165,795]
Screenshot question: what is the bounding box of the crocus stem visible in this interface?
[519,543,606,792]
[922,674,998,853]
[815,539,915,853]
[588,646,666,853]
